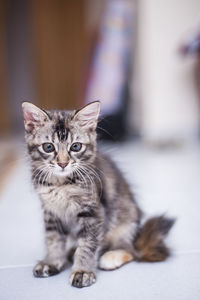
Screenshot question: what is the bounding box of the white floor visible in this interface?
[0,141,200,299]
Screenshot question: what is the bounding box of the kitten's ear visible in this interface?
[22,102,49,132]
[74,101,100,129]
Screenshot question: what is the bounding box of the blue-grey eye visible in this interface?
[42,143,55,153]
[70,142,82,152]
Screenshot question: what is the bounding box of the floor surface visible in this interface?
[0,141,200,299]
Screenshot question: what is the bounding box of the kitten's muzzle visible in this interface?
[57,162,68,169]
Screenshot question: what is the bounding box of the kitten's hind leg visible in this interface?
[99,221,137,270]
[99,249,133,271]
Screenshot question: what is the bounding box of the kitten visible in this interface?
[22,101,174,288]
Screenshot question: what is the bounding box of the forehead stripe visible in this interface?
[56,118,69,141]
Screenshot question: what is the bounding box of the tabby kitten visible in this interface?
[22,101,174,288]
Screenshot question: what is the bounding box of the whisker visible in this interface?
[97,125,114,139]
[78,164,102,198]
[75,167,90,193]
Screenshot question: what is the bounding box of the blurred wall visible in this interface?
[31,0,88,110]
[132,0,200,141]
[0,0,9,134]
[0,0,89,135]
[6,0,34,133]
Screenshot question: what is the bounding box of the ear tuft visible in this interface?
[22,102,49,132]
[74,101,100,129]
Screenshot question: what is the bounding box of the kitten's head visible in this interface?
[22,101,100,180]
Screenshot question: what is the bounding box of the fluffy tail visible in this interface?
[134,215,175,262]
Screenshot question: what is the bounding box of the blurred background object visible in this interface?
[180,22,200,137]
[85,0,135,140]
[133,0,200,144]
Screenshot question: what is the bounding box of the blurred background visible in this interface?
[1,1,200,298]
[1,0,200,192]
[0,0,200,188]
[0,0,200,139]
[0,0,199,139]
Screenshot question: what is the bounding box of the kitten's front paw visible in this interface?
[69,271,96,288]
[33,262,59,278]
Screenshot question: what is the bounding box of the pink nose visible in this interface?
[57,162,68,169]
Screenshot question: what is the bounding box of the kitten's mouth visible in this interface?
[54,167,72,177]
[58,170,69,175]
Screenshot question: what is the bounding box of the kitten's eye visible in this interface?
[42,143,55,153]
[70,142,82,152]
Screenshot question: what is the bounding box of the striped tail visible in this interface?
[134,215,175,262]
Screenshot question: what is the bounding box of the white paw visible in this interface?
[99,250,133,270]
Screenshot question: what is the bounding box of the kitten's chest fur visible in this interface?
[37,183,86,229]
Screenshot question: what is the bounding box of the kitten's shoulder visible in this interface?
[95,149,121,176]
[95,149,114,165]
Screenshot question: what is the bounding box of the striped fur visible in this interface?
[22,101,174,288]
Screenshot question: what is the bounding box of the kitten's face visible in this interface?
[22,102,100,180]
